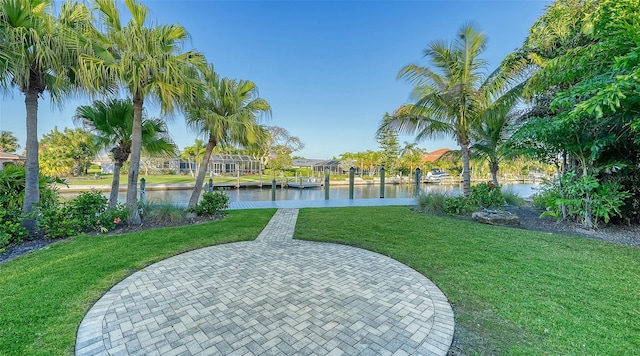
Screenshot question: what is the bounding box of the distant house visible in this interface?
[99,154,262,175]
[0,152,25,171]
[422,148,452,163]
[292,158,343,175]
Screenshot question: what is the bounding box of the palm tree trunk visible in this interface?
[188,135,216,208]
[22,90,40,231]
[186,158,194,178]
[490,161,499,186]
[109,161,123,208]
[461,143,471,197]
[126,96,143,225]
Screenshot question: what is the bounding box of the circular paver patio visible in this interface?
[76,241,453,355]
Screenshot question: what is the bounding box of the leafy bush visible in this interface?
[591,181,631,225]
[37,191,127,238]
[534,172,632,228]
[190,190,230,216]
[142,203,186,224]
[470,182,505,208]
[0,209,29,252]
[0,166,61,247]
[417,192,476,215]
[531,180,562,210]
[0,165,61,212]
[444,195,476,215]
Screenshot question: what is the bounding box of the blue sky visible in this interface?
[0,0,551,159]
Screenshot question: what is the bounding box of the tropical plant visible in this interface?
[508,0,639,226]
[416,191,449,214]
[0,130,20,153]
[37,190,127,238]
[189,190,229,216]
[39,127,97,177]
[399,141,425,176]
[74,99,177,207]
[76,0,206,224]
[184,64,270,209]
[471,105,522,185]
[470,181,505,208]
[387,23,524,196]
[0,165,62,246]
[181,139,207,178]
[140,202,186,224]
[0,0,93,229]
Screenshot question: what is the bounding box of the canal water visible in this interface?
[70,183,540,205]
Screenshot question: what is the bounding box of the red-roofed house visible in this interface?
[422,148,452,163]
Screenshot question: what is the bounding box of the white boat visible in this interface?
[423,171,452,183]
[286,177,323,189]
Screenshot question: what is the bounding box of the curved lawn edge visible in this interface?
[0,209,275,356]
[293,206,640,355]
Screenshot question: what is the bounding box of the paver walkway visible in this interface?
[76,208,454,355]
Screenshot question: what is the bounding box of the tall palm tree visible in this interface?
[76,0,206,224]
[387,24,522,196]
[0,0,92,228]
[74,99,177,208]
[185,65,270,209]
[0,131,20,153]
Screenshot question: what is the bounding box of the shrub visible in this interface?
[417,192,476,216]
[0,209,29,251]
[534,172,632,227]
[444,195,476,215]
[417,192,448,214]
[0,166,61,245]
[190,190,230,216]
[143,203,186,224]
[470,182,505,208]
[502,189,525,206]
[0,165,61,212]
[591,181,631,225]
[37,191,127,238]
[531,180,562,210]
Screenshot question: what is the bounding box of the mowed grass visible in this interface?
[295,206,640,355]
[0,209,275,356]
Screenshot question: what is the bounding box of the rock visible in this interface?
[472,209,520,227]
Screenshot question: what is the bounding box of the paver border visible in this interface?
[75,240,453,355]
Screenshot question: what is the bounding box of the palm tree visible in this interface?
[180,139,207,178]
[185,65,270,209]
[76,0,206,224]
[74,99,177,208]
[471,104,522,185]
[387,24,522,196]
[0,0,92,228]
[399,142,425,177]
[0,131,20,153]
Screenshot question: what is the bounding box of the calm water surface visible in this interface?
[70,183,540,205]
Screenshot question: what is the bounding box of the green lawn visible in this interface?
[0,209,275,356]
[3,206,639,355]
[295,207,640,355]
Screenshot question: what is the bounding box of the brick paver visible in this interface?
[255,208,297,242]
[76,208,454,355]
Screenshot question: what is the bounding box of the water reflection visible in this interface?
[62,183,539,205]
